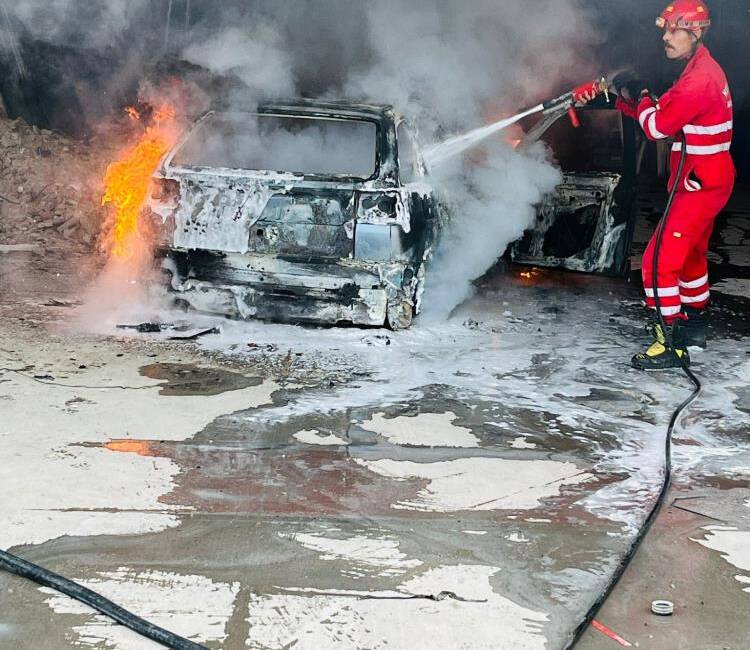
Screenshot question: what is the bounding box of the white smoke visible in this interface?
[175,113,377,178]
[423,142,561,319]
[346,0,595,133]
[340,0,595,315]
[182,24,295,102]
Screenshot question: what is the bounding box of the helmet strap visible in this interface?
[679,29,702,59]
[691,29,704,52]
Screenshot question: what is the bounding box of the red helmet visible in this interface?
[656,1,711,34]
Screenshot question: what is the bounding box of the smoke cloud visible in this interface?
[182,24,295,102]
[2,0,599,320]
[339,0,595,314]
[175,0,595,315]
[1,0,148,49]
[345,0,596,133]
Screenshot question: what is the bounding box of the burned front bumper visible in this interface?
[160,249,416,326]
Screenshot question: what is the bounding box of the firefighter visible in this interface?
[576,0,735,370]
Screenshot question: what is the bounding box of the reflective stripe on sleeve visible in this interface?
[638,107,668,140]
[638,107,656,130]
[647,112,667,139]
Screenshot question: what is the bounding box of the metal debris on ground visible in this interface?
[247,343,278,352]
[43,298,81,307]
[116,323,173,333]
[167,327,221,341]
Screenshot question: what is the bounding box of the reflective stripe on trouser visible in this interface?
[642,187,731,322]
[644,287,682,317]
[680,273,710,307]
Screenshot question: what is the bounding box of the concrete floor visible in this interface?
[0,191,748,649]
[578,487,750,650]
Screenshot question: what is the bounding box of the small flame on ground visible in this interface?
[518,268,542,282]
[105,439,155,456]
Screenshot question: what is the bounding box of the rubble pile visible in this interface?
[0,116,113,253]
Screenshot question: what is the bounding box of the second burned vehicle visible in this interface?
[144,100,442,329]
[511,99,639,277]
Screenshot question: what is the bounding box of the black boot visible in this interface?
[682,305,708,348]
[631,320,690,371]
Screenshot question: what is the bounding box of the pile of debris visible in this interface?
[0,115,114,253]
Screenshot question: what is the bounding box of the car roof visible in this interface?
[257,99,394,121]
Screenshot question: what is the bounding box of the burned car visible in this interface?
[511,101,639,276]
[145,100,440,329]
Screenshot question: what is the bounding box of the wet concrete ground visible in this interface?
[0,188,748,649]
[579,183,750,649]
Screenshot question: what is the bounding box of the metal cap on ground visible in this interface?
[651,599,675,615]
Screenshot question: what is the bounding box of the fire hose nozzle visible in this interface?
[543,77,610,113]
[564,77,612,127]
[571,78,611,105]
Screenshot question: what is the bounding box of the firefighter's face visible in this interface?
[663,28,700,60]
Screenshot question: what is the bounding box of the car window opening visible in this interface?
[173,113,378,179]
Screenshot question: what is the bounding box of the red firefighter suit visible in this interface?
[617,45,735,322]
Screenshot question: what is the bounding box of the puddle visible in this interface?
[139,362,263,396]
[99,438,427,515]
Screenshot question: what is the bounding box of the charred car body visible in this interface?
[512,101,638,276]
[146,100,440,329]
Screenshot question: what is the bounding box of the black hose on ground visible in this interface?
[568,134,701,648]
[0,550,207,649]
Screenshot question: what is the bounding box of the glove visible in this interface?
[611,70,647,101]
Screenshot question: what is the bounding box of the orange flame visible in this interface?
[101,104,178,262]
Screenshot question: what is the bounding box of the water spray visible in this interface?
[423,78,610,169]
